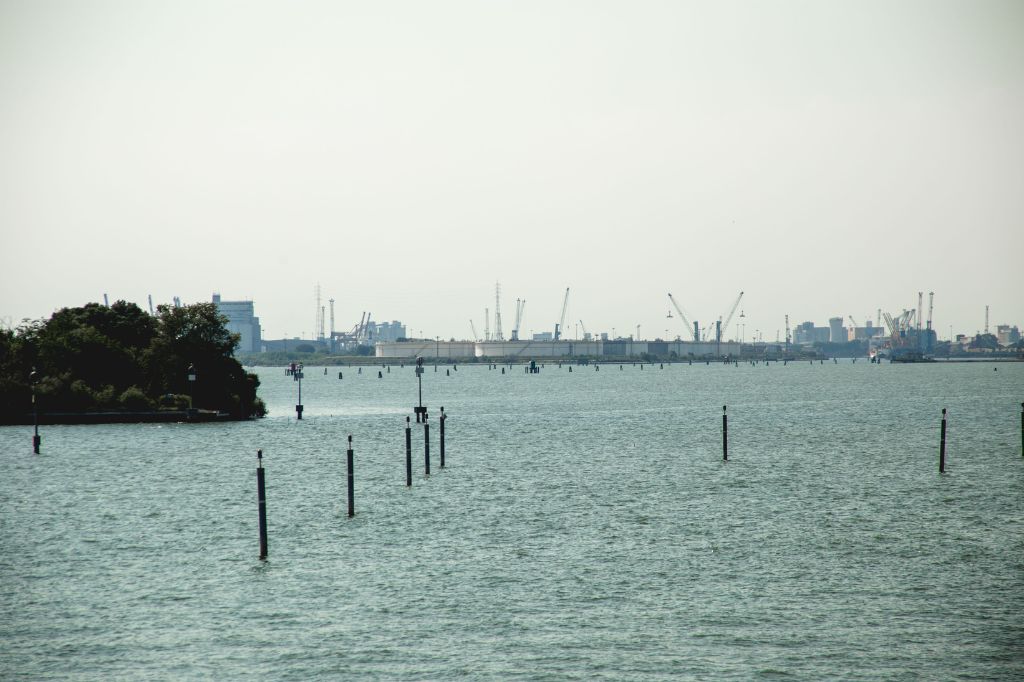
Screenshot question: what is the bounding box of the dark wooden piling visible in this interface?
[939,408,947,473]
[424,414,431,475]
[440,406,446,468]
[406,416,412,486]
[347,435,355,517]
[256,449,268,559]
[722,405,728,461]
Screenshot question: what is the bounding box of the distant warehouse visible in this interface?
[212,293,262,353]
[375,340,740,359]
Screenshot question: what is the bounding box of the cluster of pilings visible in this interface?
[254,409,449,561]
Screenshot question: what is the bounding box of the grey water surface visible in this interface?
[2,361,1022,680]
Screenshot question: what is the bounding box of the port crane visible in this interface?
[579,319,589,339]
[554,288,570,341]
[720,291,744,341]
[511,299,526,341]
[667,293,698,342]
[469,319,479,342]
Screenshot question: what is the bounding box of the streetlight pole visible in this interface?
[30,368,40,454]
[414,357,426,422]
[187,364,197,415]
[294,362,304,420]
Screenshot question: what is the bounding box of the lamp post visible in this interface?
[414,357,426,422]
[187,364,197,414]
[30,368,40,454]
[294,362,304,420]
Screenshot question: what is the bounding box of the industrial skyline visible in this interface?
[2,2,1022,341]
[37,285,1018,349]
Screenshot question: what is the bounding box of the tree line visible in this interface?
[0,301,266,420]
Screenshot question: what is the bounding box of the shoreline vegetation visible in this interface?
[1,301,266,425]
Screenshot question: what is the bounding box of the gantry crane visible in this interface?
[720,291,744,341]
[554,288,570,341]
[667,293,698,342]
[511,298,526,341]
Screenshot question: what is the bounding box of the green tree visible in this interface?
[143,303,264,417]
[0,301,265,421]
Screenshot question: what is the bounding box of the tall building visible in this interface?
[212,293,262,353]
[828,317,845,343]
[996,325,1020,346]
[793,321,829,344]
[373,321,407,343]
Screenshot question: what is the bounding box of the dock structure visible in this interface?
[375,339,742,359]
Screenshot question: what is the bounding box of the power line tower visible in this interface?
[494,282,504,341]
[315,283,324,342]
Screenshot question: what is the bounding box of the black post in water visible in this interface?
[440,406,446,469]
[939,408,947,474]
[256,449,268,559]
[424,414,431,475]
[30,368,40,454]
[347,435,355,517]
[405,416,413,486]
[722,405,729,461]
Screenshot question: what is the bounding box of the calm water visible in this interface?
[2,361,1022,680]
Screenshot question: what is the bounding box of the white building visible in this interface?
[212,293,261,353]
[828,317,846,343]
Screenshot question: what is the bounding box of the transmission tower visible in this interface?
[494,282,504,341]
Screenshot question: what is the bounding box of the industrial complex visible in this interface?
[189,286,1020,360]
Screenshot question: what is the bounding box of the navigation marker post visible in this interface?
[293,362,304,420]
[256,449,268,559]
[30,368,40,454]
[722,405,729,461]
[347,435,355,518]
[424,413,431,476]
[939,409,947,474]
[440,407,446,469]
[414,358,427,423]
[405,416,413,487]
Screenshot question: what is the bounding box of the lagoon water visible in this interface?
[2,360,1023,680]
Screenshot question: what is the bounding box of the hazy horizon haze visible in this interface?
[2,0,1022,341]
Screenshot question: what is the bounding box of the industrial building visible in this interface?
[375,339,743,359]
[996,325,1021,346]
[792,322,831,345]
[212,293,262,353]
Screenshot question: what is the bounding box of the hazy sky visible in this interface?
[2,0,1022,342]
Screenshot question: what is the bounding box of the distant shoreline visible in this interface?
[0,409,244,426]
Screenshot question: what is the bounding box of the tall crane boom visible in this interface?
[511,298,526,341]
[554,287,570,341]
[469,319,479,342]
[667,293,698,341]
[721,291,744,340]
[927,292,934,330]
